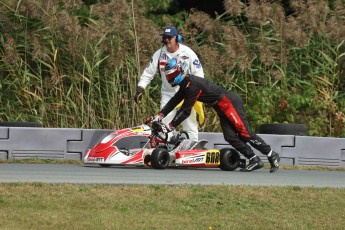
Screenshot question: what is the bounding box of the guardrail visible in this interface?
[0,127,344,167]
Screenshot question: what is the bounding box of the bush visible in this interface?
[0,0,344,137]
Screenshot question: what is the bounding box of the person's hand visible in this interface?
[134,86,144,104]
[151,113,164,123]
[145,113,164,124]
[158,123,174,133]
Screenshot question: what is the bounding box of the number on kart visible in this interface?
[205,150,220,164]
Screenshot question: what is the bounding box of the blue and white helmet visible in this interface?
[164,58,184,87]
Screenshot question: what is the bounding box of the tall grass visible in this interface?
[0,0,344,136]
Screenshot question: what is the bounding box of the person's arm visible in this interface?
[134,50,160,104]
[169,81,201,128]
[160,86,185,117]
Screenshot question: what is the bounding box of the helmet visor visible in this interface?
[165,67,181,83]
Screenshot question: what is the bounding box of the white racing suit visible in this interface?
[138,44,204,141]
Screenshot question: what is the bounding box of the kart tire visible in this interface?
[219,148,240,171]
[258,123,308,135]
[151,148,170,169]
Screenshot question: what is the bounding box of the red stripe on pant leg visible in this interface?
[217,96,250,137]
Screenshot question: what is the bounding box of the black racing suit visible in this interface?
[160,74,272,159]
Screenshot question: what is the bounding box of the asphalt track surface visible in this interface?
[1,164,345,188]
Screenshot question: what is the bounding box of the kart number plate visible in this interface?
[204,150,220,165]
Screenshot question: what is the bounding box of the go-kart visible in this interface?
[83,122,245,171]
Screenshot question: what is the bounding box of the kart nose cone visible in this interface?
[93,142,112,152]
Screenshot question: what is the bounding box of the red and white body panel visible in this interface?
[84,125,152,166]
[172,149,221,168]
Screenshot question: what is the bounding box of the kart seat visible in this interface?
[191,139,208,150]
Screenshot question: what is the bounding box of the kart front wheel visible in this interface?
[219,148,240,171]
[151,148,170,169]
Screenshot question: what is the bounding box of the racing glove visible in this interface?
[145,113,164,124]
[134,86,144,104]
[158,123,174,133]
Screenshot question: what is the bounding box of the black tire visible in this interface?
[0,121,42,127]
[99,164,111,167]
[151,148,170,169]
[144,154,151,165]
[258,123,308,136]
[219,148,240,171]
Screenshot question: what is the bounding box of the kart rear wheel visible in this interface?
[151,148,170,169]
[220,148,240,171]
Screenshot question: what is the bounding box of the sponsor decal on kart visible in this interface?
[131,126,144,133]
[204,150,220,165]
[130,125,151,135]
[181,157,204,164]
[87,157,104,162]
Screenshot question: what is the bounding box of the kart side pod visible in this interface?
[150,147,245,171]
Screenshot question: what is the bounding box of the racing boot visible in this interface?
[268,151,280,173]
[240,155,264,172]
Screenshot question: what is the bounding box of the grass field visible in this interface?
[0,183,345,230]
[1,160,345,230]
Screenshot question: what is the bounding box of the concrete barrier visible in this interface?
[0,127,344,167]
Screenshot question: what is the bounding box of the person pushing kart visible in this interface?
[148,58,280,172]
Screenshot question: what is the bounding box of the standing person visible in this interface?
[149,58,281,172]
[134,26,204,142]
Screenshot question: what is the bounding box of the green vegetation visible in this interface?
[0,0,344,136]
[0,183,344,230]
